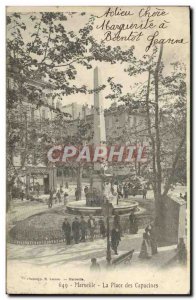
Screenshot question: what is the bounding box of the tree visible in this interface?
[109,45,187,233]
[7,11,135,204]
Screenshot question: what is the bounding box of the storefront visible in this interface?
[26,165,57,195]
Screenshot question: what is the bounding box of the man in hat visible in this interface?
[72,217,80,244]
[62,218,71,245]
[111,227,121,255]
[80,215,87,242]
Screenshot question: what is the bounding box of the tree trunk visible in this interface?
[145,68,157,197]
[7,188,12,212]
[154,44,163,224]
[163,130,186,197]
[76,164,83,200]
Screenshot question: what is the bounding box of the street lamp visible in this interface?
[102,199,114,266]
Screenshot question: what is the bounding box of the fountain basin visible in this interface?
[66,199,138,216]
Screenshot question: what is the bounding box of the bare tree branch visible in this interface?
[145,68,157,195]
[154,43,163,197]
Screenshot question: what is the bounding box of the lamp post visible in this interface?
[102,199,113,266]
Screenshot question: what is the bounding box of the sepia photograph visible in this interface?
[6,5,190,295]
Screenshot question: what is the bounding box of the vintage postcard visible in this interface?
[6,6,191,294]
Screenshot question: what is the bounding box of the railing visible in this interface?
[8,215,149,246]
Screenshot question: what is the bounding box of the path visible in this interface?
[7,230,177,270]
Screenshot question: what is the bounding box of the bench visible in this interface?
[112,249,134,266]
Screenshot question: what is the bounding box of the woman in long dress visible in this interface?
[139,231,151,259]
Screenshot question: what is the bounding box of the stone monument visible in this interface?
[66,67,139,215]
[89,66,106,205]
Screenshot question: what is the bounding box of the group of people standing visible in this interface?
[48,186,69,208]
[61,211,138,251]
[115,184,129,199]
[113,183,148,200]
[61,213,123,254]
[62,215,106,245]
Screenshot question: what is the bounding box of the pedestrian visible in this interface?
[48,191,53,208]
[129,211,138,234]
[99,218,106,238]
[145,224,151,237]
[113,213,122,236]
[90,258,100,271]
[72,217,80,244]
[123,184,129,199]
[54,190,57,203]
[60,186,64,203]
[65,181,69,189]
[75,188,79,201]
[139,231,151,259]
[111,227,121,255]
[62,218,71,245]
[84,186,89,196]
[88,215,96,241]
[80,215,87,242]
[64,191,68,205]
[60,185,63,194]
[56,190,61,203]
[143,187,147,199]
[36,182,40,198]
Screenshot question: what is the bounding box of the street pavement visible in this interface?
[7,230,177,270]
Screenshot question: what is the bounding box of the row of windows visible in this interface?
[105,114,144,128]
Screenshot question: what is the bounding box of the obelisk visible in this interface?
[91,67,106,199]
[93,66,106,150]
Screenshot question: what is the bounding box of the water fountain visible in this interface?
[8,67,140,246]
[66,67,138,216]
